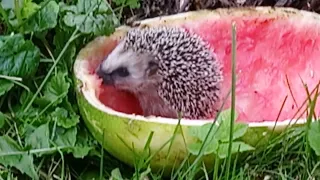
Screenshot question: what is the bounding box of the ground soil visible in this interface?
[122,0,320,24]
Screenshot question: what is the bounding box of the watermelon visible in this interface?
[73,7,320,174]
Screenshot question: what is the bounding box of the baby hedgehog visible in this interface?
[96,26,223,119]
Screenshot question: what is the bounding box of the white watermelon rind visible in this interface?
[73,7,314,174]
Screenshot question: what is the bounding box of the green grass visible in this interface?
[0,0,320,179]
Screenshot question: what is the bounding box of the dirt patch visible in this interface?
[123,0,320,24]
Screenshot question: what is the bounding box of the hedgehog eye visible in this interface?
[147,61,158,76]
[113,67,130,77]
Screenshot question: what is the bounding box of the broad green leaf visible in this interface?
[0,136,38,180]
[216,123,248,142]
[308,121,320,156]
[71,143,92,159]
[51,107,79,129]
[69,128,93,158]
[188,138,219,156]
[60,0,119,36]
[19,123,38,138]
[187,142,203,155]
[216,108,237,125]
[60,0,110,14]
[15,106,40,123]
[0,34,40,78]
[1,0,39,16]
[21,0,59,33]
[0,80,14,97]
[216,141,255,159]
[25,122,50,156]
[204,139,219,155]
[53,26,73,50]
[0,112,5,128]
[53,126,77,147]
[62,13,116,36]
[1,0,15,9]
[112,0,140,9]
[214,109,248,142]
[111,168,124,180]
[188,123,218,142]
[188,109,247,143]
[20,0,40,20]
[35,72,70,107]
[53,126,91,158]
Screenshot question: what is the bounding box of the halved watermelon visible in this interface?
[73,7,320,174]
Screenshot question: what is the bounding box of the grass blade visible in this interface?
[226,21,237,179]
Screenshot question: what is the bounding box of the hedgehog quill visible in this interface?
[96,26,223,119]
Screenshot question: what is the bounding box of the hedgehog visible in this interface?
[96,26,223,119]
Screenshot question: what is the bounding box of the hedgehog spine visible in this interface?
[122,26,223,119]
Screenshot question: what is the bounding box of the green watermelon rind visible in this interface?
[73,7,313,174]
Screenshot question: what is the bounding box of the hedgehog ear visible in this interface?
[146,61,158,77]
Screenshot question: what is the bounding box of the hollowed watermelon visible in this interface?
[73,7,320,174]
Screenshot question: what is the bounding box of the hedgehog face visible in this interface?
[96,40,160,93]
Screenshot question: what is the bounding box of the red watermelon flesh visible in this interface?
[182,16,320,123]
[94,15,320,123]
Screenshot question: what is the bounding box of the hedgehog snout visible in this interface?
[95,65,114,85]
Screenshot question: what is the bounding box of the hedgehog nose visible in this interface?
[96,65,114,85]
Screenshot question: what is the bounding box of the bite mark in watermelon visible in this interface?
[98,85,143,115]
